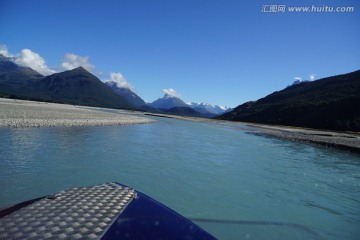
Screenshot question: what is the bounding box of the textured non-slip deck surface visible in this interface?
[0,183,136,239]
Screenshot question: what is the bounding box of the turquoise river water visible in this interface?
[0,116,360,239]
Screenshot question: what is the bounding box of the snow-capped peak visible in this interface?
[187,102,232,115]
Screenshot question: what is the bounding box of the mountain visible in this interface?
[217,70,360,131]
[148,93,230,118]
[150,94,188,109]
[187,102,232,116]
[26,67,135,109]
[105,81,146,107]
[0,54,43,82]
[0,54,43,97]
[0,62,135,109]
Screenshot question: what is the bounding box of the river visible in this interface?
[0,116,359,239]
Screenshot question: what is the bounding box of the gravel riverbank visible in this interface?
[0,98,156,128]
[244,123,360,154]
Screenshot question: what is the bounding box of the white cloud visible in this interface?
[163,88,180,98]
[0,44,12,57]
[1,43,101,76]
[0,44,56,75]
[15,49,56,75]
[61,53,95,73]
[107,72,135,91]
[309,73,316,81]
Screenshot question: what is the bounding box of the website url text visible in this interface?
[261,5,355,13]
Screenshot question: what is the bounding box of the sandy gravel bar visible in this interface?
[243,122,360,154]
[0,98,156,128]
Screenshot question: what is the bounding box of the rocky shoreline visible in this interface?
[0,98,156,128]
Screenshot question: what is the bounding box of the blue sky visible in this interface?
[0,0,359,107]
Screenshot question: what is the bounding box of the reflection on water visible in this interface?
[0,117,360,240]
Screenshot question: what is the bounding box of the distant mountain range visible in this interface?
[103,82,232,117]
[217,70,360,131]
[147,93,231,117]
[103,83,230,117]
[0,54,229,117]
[3,53,358,129]
[0,55,133,109]
[187,102,232,116]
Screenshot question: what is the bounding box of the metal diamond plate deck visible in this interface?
[0,182,136,240]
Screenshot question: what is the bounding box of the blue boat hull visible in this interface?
[0,182,216,240]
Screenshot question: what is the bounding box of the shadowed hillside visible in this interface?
[26,67,134,109]
[0,56,134,110]
[217,70,360,131]
[0,54,43,96]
